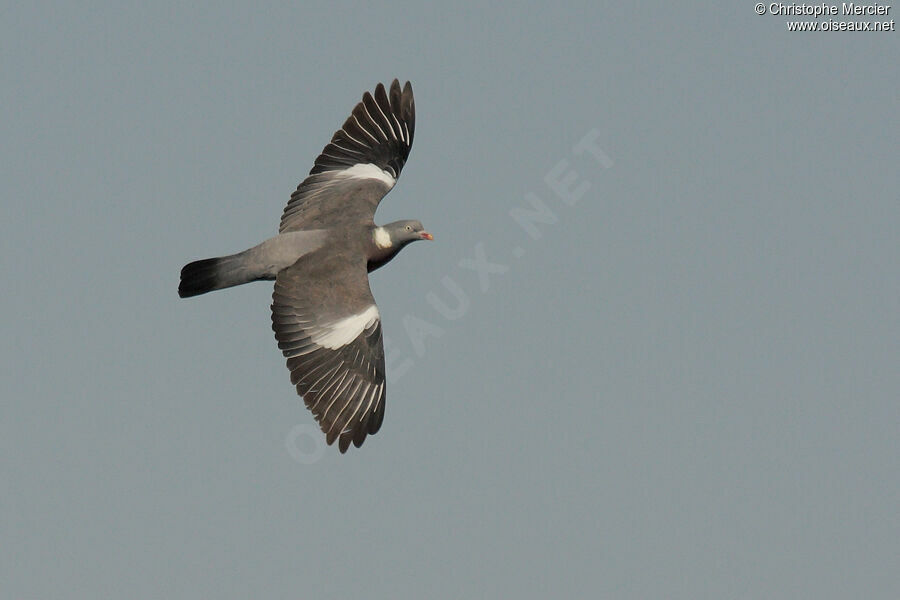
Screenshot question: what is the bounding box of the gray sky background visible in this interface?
[2,2,898,599]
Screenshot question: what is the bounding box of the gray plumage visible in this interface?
[179,80,431,452]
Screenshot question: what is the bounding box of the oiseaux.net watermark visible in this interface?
[755,2,896,30]
[285,129,613,464]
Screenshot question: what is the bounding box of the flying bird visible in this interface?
[178,80,431,453]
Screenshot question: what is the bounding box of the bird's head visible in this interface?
[379,220,434,248]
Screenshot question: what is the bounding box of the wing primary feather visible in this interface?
[328,378,365,443]
[318,370,353,422]
[360,97,389,142]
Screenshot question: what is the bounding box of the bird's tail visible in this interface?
[178,251,266,298]
[178,230,328,298]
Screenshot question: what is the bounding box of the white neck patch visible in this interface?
[339,163,396,188]
[374,227,392,249]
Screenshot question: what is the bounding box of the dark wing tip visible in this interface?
[308,79,415,179]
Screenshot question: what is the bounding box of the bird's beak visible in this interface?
[420,231,434,241]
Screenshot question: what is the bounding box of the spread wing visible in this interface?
[271,248,386,452]
[279,79,416,233]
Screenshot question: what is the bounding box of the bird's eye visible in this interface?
[406,225,411,231]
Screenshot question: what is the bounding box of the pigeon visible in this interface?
[179,80,431,453]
